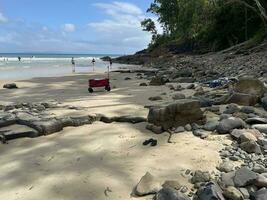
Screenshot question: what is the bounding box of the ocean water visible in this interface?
[0,53,126,80]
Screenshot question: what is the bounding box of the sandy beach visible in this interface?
[0,69,231,200]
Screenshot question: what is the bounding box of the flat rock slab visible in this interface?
[0,112,16,128]
[0,124,39,140]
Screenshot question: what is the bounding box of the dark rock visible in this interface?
[246,118,267,125]
[108,115,147,124]
[204,121,219,131]
[240,141,262,154]
[217,117,245,134]
[0,125,39,140]
[100,56,112,61]
[140,83,148,86]
[262,96,267,111]
[125,77,131,80]
[240,106,255,114]
[3,83,18,89]
[250,188,267,200]
[148,99,204,130]
[155,187,190,200]
[195,182,225,200]
[149,96,163,101]
[233,167,257,187]
[150,76,169,86]
[187,84,195,89]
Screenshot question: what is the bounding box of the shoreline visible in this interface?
[0,59,267,199]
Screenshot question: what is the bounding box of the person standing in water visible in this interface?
[109,58,112,69]
[71,57,75,73]
[92,58,96,71]
[18,56,21,62]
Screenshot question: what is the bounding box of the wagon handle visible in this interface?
[107,65,110,79]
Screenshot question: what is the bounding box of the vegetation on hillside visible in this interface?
[141,0,267,52]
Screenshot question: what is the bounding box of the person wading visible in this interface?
[92,58,96,71]
[71,57,75,73]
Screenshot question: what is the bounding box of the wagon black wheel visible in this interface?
[88,88,94,93]
[105,86,111,92]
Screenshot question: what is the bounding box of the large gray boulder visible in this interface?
[135,172,161,196]
[148,99,204,130]
[155,187,190,200]
[216,117,245,134]
[233,167,258,187]
[233,77,265,97]
[226,78,264,106]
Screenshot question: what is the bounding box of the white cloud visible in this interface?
[88,1,155,53]
[0,2,159,54]
[94,1,142,15]
[0,12,8,23]
[62,23,75,32]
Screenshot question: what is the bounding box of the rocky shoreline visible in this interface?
[1,47,267,199]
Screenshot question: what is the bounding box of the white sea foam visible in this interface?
[0,55,124,80]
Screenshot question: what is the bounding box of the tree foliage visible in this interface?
[141,0,267,51]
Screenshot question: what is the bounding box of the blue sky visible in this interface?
[0,0,157,54]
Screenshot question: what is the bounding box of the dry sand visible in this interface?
[0,70,231,200]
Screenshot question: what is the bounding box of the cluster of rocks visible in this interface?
[133,166,267,199]
[140,76,267,199]
[0,101,146,143]
[125,46,267,84]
